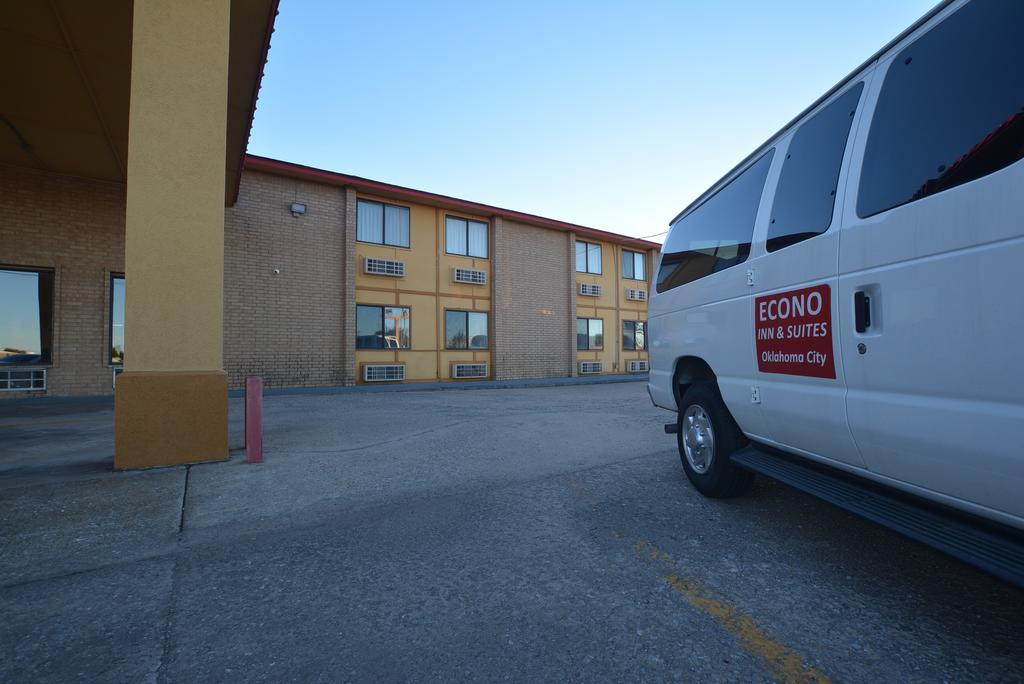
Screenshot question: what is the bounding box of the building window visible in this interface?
[357,199,410,247]
[445,216,488,258]
[622,250,646,280]
[445,310,488,349]
[656,149,774,293]
[858,1,1024,218]
[575,240,602,274]
[622,321,646,351]
[576,318,603,350]
[0,267,54,365]
[110,274,125,365]
[356,305,411,349]
[768,83,863,252]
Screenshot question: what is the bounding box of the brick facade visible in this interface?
[493,219,573,379]
[0,165,125,396]
[223,170,347,389]
[2,164,651,396]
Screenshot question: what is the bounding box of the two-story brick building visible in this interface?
[3,155,657,398]
[0,1,658,470]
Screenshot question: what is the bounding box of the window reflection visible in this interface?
[446,311,488,349]
[111,275,125,365]
[858,1,1024,217]
[0,268,53,365]
[356,305,410,349]
[657,150,774,292]
[577,318,603,350]
[623,320,646,351]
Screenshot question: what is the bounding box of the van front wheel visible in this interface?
[677,382,754,498]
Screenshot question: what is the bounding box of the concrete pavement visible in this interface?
[1,382,1022,682]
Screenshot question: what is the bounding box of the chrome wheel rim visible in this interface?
[682,405,715,474]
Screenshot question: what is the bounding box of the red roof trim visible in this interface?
[243,154,661,249]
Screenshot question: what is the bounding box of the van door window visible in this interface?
[767,83,864,252]
[857,1,1024,218]
[656,149,774,293]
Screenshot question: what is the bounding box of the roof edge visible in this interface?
[243,154,661,250]
[230,0,280,207]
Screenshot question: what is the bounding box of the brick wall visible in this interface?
[223,170,348,389]
[2,165,649,396]
[0,165,126,397]
[493,219,572,379]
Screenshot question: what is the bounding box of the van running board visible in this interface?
[731,445,1024,588]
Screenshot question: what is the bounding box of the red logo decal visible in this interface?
[755,283,836,379]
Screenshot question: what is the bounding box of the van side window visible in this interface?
[767,83,863,252]
[857,1,1024,218]
[656,149,774,293]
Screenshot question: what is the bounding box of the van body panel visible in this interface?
[648,267,765,436]
[650,0,1023,529]
[834,1,1024,520]
[745,74,874,469]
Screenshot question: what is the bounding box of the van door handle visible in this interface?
[854,291,871,333]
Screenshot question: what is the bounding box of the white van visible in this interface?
[648,0,1024,570]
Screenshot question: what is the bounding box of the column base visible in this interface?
[115,370,228,470]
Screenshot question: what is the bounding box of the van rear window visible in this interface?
[767,83,863,252]
[656,150,774,293]
[857,1,1024,218]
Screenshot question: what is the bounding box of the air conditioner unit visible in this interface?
[453,267,487,285]
[627,360,649,373]
[452,362,488,379]
[579,361,603,374]
[363,257,406,277]
[0,368,46,391]
[579,283,603,297]
[363,364,406,382]
[626,288,648,302]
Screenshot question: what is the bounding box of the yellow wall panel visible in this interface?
[398,351,438,381]
[355,289,396,306]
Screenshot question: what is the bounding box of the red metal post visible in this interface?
[245,376,263,464]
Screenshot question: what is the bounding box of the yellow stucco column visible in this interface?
[115,0,231,469]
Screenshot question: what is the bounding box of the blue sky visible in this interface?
[249,0,936,241]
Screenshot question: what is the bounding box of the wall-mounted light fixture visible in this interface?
[290,202,306,217]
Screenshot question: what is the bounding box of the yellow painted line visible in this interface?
[635,541,830,684]
[564,475,830,682]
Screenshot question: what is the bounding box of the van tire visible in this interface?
[676,382,754,498]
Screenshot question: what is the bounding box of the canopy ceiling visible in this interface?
[0,0,277,205]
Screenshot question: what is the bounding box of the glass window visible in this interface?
[356,305,410,349]
[858,1,1024,218]
[575,242,587,272]
[467,311,488,349]
[383,306,411,349]
[623,320,646,351]
[576,241,602,274]
[110,275,125,365]
[468,221,488,258]
[446,216,488,258]
[657,149,774,293]
[588,242,602,274]
[357,200,410,247]
[445,311,488,349]
[0,267,54,365]
[768,83,863,252]
[577,318,603,350]
[446,217,468,255]
[623,250,646,280]
[384,205,410,247]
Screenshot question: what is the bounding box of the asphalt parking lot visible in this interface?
[1,381,1022,682]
